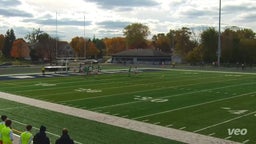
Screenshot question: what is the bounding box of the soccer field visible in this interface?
[0,68,256,143]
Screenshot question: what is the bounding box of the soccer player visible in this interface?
[1,119,13,144]
[20,125,33,144]
[0,115,7,144]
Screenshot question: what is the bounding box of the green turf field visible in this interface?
[0,68,256,143]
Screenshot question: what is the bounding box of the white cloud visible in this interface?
[0,0,255,41]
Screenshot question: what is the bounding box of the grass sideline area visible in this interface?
[0,99,181,144]
[0,66,256,143]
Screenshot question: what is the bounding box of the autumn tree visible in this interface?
[70,37,86,57]
[11,38,30,59]
[70,37,100,58]
[123,23,150,49]
[186,45,203,64]
[104,37,126,55]
[86,41,100,58]
[3,29,16,58]
[174,27,197,59]
[152,33,171,53]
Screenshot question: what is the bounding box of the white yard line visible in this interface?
[90,81,256,111]
[133,92,256,120]
[0,92,239,144]
[145,68,256,75]
[194,110,256,133]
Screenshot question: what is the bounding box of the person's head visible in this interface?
[40,125,46,132]
[5,119,12,127]
[62,128,68,135]
[1,115,7,121]
[26,125,32,131]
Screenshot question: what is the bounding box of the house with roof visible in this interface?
[112,49,172,65]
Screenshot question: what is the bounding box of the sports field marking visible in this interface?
[133,92,256,120]
[194,110,256,133]
[153,122,161,125]
[225,136,232,140]
[91,81,256,111]
[0,106,29,110]
[0,91,240,144]
[208,133,215,136]
[159,68,256,75]
[166,124,173,127]
[37,73,231,100]
[242,140,250,144]
[8,75,35,79]
[179,127,186,130]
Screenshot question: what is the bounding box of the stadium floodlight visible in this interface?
[217,0,221,67]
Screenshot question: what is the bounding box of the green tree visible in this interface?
[186,45,203,64]
[174,27,197,60]
[37,33,56,62]
[200,27,218,63]
[0,34,4,51]
[123,23,150,49]
[3,29,16,58]
[152,33,171,53]
[92,37,106,58]
[25,28,43,44]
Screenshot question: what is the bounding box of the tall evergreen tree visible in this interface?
[3,29,16,58]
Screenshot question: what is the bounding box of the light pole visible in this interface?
[217,0,221,67]
[84,15,86,59]
[56,12,58,60]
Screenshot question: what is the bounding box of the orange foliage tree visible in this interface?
[86,42,100,58]
[70,37,100,58]
[103,37,126,55]
[11,38,30,59]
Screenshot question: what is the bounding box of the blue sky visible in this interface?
[0,0,255,41]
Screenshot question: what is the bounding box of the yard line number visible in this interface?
[134,95,168,103]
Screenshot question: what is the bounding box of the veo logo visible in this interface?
[228,128,247,136]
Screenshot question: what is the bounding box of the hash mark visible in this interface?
[154,122,161,125]
[242,140,250,144]
[224,136,231,140]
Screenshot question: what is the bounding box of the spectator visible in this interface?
[1,119,13,144]
[0,115,8,144]
[33,125,50,144]
[20,125,33,144]
[55,128,74,144]
[41,66,45,75]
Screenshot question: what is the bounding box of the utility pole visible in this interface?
[217,0,221,67]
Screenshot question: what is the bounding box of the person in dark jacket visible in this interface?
[33,125,50,144]
[55,128,74,144]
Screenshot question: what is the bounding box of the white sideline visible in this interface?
[0,92,240,144]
